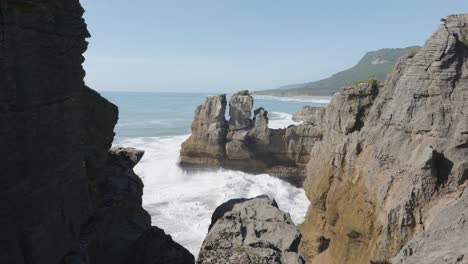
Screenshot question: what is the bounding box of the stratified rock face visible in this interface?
[229,91,254,130]
[392,190,468,264]
[197,196,304,264]
[292,106,325,125]
[88,148,194,264]
[180,92,322,186]
[180,95,228,165]
[0,2,193,263]
[300,14,468,264]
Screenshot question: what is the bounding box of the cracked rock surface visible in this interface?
[300,14,468,264]
[197,196,304,264]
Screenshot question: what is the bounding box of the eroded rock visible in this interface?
[180,95,228,165]
[197,196,304,264]
[300,14,468,264]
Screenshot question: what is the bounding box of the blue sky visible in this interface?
[80,0,468,93]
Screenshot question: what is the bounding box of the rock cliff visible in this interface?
[300,14,468,263]
[0,1,193,263]
[180,92,322,186]
[197,196,305,264]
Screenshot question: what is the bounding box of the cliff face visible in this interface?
[300,14,468,263]
[180,92,322,186]
[0,1,193,263]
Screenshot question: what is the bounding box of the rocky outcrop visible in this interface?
[197,196,304,264]
[229,90,254,130]
[180,95,228,165]
[292,106,325,125]
[87,148,194,264]
[392,189,468,264]
[0,1,193,263]
[180,92,322,186]
[300,14,468,263]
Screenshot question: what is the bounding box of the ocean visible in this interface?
[104,91,329,256]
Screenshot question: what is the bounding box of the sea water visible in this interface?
[105,91,329,256]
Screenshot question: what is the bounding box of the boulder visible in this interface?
[197,196,304,264]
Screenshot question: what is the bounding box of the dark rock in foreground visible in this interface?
[197,196,304,264]
[0,1,193,263]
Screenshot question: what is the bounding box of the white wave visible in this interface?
[116,119,164,127]
[268,112,302,129]
[254,95,331,104]
[115,135,310,257]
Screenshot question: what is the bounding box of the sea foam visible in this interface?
[116,122,310,256]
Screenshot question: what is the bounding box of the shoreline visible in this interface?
[252,94,332,104]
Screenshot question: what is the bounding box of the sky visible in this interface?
[80,0,468,93]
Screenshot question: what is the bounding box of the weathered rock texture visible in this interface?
[180,95,228,165]
[292,106,325,125]
[180,92,322,186]
[0,1,193,263]
[197,196,304,264]
[229,91,254,130]
[300,14,468,263]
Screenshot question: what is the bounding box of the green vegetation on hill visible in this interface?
[253,46,420,96]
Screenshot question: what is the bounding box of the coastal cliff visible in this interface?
[180,91,323,186]
[0,1,192,263]
[300,14,468,263]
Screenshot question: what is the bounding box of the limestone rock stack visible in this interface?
[229,90,254,130]
[180,95,228,165]
[300,14,468,263]
[180,92,323,186]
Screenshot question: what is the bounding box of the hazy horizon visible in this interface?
[81,0,468,93]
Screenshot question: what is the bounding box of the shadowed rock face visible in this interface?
[300,14,468,264]
[0,1,193,263]
[197,196,305,264]
[180,93,322,186]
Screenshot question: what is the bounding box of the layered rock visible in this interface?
[180,95,228,165]
[197,196,304,264]
[180,92,322,186]
[292,106,325,125]
[229,90,254,130]
[0,1,193,263]
[300,14,468,263]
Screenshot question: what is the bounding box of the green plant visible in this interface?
[407,49,418,58]
[354,78,379,87]
[462,37,468,48]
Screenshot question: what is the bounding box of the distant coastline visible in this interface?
[252,94,331,104]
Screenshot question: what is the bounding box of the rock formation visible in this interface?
[180,95,228,165]
[197,196,305,264]
[229,90,254,130]
[0,1,193,263]
[299,14,468,263]
[180,92,322,186]
[292,106,325,126]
